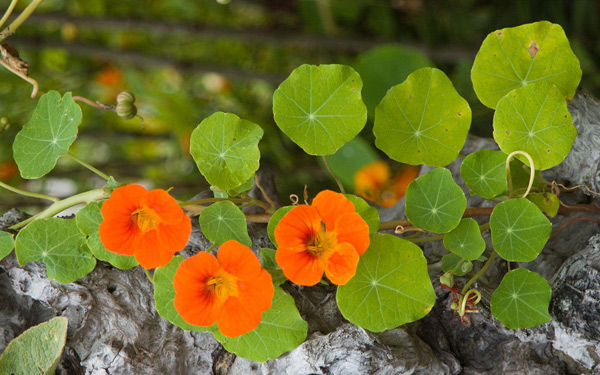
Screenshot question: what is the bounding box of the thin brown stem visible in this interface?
[72,95,114,110]
[254,174,276,210]
[549,216,600,242]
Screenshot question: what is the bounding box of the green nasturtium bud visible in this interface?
[115,91,137,119]
[440,272,454,288]
[0,116,10,130]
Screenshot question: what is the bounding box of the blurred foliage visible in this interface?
[0,0,598,210]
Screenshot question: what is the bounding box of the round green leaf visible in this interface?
[527,192,559,218]
[461,150,508,199]
[472,21,582,109]
[0,316,68,375]
[355,44,433,118]
[199,201,252,246]
[15,218,96,283]
[13,91,82,179]
[345,194,380,233]
[490,198,551,262]
[212,286,308,362]
[0,231,14,261]
[76,201,138,270]
[272,64,367,155]
[443,218,486,261]
[405,168,467,233]
[337,234,435,332]
[154,255,214,332]
[190,112,263,191]
[373,67,471,167]
[491,268,552,329]
[493,82,576,170]
[267,205,294,247]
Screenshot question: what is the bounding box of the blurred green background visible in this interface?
[0,0,598,211]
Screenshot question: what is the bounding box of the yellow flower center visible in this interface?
[131,206,161,233]
[206,269,239,301]
[307,228,338,257]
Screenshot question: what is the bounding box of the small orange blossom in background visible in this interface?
[99,184,191,269]
[173,240,274,337]
[274,190,370,286]
[354,160,420,207]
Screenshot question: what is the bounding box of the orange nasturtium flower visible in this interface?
[99,184,192,269]
[354,160,420,208]
[274,190,370,286]
[173,240,274,337]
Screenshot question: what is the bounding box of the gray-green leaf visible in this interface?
[0,316,68,375]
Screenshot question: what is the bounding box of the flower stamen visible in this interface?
[206,269,239,300]
[131,206,161,233]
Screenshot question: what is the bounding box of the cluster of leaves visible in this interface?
[0,21,584,365]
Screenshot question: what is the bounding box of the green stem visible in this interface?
[0,180,59,202]
[250,197,271,211]
[9,188,108,230]
[461,250,497,295]
[206,243,217,253]
[0,0,44,43]
[181,196,271,212]
[410,234,444,243]
[321,155,345,194]
[144,268,154,283]
[450,258,466,274]
[67,153,111,181]
[0,0,19,30]
[181,197,251,206]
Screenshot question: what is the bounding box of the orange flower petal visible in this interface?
[334,212,370,256]
[274,205,321,252]
[217,240,262,280]
[156,214,192,254]
[101,184,147,220]
[144,189,186,225]
[324,242,360,285]
[134,230,178,268]
[392,164,421,199]
[312,190,356,231]
[237,268,274,314]
[276,248,325,286]
[173,252,222,327]
[98,219,138,256]
[354,160,390,195]
[218,295,262,337]
[218,269,273,337]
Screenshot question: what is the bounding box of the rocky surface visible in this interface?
[1,90,600,374]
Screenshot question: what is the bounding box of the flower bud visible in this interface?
[0,116,10,130]
[116,91,137,119]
